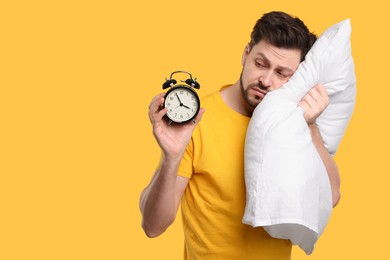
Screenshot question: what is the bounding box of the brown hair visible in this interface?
[249,11,317,61]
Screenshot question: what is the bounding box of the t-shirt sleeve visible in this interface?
[177,137,194,179]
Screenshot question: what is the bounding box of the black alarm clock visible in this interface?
[162,71,200,124]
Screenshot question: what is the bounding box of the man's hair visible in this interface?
[249,11,317,61]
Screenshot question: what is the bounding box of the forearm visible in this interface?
[140,157,181,237]
[309,124,341,207]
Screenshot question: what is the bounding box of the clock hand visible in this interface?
[174,104,191,109]
[175,93,183,105]
[174,93,192,109]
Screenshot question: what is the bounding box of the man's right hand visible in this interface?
[148,93,205,162]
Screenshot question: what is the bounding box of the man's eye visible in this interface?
[277,71,289,78]
[256,61,265,67]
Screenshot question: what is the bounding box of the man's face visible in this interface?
[240,40,302,109]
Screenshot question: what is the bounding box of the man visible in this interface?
[140,11,341,259]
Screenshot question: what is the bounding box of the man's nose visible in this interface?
[258,71,272,90]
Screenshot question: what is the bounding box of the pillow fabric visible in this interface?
[242,19,356,255]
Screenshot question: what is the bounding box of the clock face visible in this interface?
[164,86,200,123]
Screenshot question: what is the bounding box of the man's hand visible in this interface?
[299,85,340,207]
[141,93,203,238]
[298,84,329,125]
[148,92,205,162]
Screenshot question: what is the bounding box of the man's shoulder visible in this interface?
[200,90,218,105]
[200,85,231,108]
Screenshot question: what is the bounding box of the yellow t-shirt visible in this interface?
[178,86,292,259]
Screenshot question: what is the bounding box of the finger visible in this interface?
[156,107,168,122]
[148,93,166,123]
[149,106,167,125]
[298,99,309,112]
[298,99,316,123]
[302,92,317,109]
[314,84,329,105]
[149,93,165,112]
[307,85,329,110]
[314,84,326,94]
[309,89,322,108]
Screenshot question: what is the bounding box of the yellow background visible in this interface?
[1,0,389,259]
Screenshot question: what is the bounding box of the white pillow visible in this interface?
[242,19,356,255]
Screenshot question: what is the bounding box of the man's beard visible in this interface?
[239,70,268,109]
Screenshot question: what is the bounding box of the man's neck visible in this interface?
[220,82,253,117]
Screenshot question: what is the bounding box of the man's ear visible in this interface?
[241,44,250,66]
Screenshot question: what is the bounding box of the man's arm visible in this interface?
[309,124,341,207]
[139,93,205,237]
[140,158,189,237]
[299,84,341,207]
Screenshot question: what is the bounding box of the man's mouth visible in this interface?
[251,87,267,99]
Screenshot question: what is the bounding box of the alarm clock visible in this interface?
[162,71,200,124]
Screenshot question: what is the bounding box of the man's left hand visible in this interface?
[298,84,329,125]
